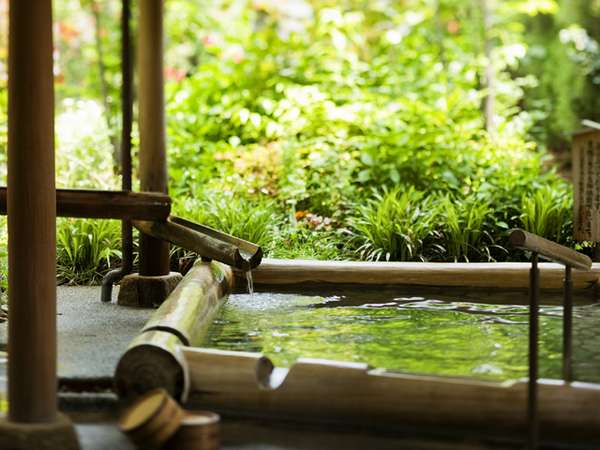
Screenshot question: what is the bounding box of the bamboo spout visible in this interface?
[132,216,263,271]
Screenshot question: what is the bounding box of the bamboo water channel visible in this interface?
[116,230,600,448]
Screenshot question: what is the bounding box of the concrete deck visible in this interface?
[0,285,148,449]
[0,286,152,380]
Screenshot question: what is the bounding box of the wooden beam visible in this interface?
[0,187,171,220]
[7,0,56,423]
[138,0,170,276]
[246,259,600,291]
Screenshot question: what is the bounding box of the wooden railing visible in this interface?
[509,229,592,450]
[509,229,592,271]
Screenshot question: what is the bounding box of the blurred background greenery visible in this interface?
[0,0,599,285]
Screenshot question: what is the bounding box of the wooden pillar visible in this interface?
[138,0,170,276]
[7,0,57,423]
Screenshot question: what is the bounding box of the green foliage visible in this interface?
[55,99,119,189]
[0,0,594,285]
[270,227,344,261]
[56,219,121,285]
[519,0,600,147]
[519,184,572,243]
[174,194,279,251]
[438,195,493,262]
[353,188,438,261]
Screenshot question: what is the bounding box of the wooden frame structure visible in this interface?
[138,0,171,277]
[1,2,261,445]
[0,0,174,445]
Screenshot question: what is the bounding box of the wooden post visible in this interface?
[1,2,79,447]
[7,0,57,423]
[138,0,170,276]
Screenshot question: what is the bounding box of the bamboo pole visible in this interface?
[171,217,263,268]
[138,0,170,276]
[133,219,262,271]
[115,261,233,401]
[142,261,232,345]
[115,330,190,403]
[7,0,57,423]
[183,349,600,440]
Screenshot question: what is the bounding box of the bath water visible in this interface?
[203,288,600,382]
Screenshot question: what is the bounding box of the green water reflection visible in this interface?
[203,291,600,382]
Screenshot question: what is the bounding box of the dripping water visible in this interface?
[246,270,254,297]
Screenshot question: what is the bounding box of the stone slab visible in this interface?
[0,413,80,450]
[118,272,183,307]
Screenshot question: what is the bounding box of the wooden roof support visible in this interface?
[0,188,171,220]
[7,0,58,423]
[3,5,80,447]
[138,0,170,276]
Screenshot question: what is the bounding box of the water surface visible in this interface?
[203,289,600,382]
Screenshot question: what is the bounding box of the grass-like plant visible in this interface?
[174,194,279,251]
[270,226,343,260]
[352,187,438,261]
[519,184,572,244]
[56,218,121,285]
[438,195,493,262]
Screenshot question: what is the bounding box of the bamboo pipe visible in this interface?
[115,261,233,401]
[115,330,190,403]
[185,348,277,392]
[133,219,262,271]
[7,0,57,423]
[138,0,170,276]
[142,261,232,346]
[170,216,262,268]
[509,229,592,271]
